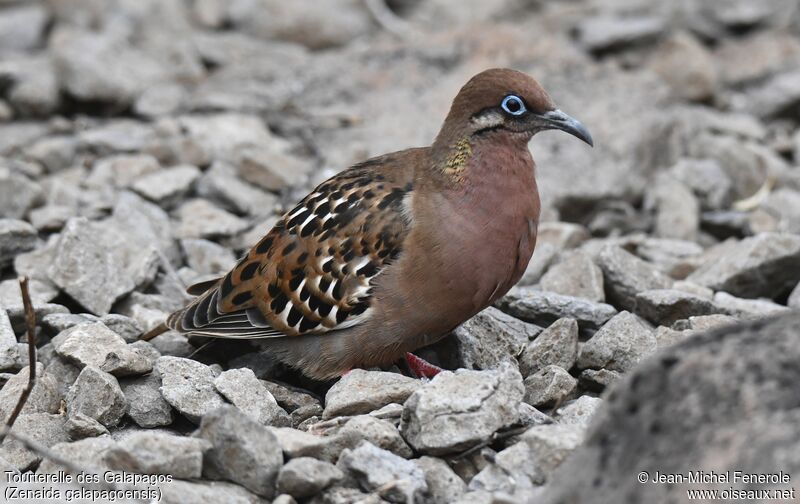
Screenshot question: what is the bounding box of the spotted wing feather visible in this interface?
[167,152,415,339]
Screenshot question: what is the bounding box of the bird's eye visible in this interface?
[501,95,526,116]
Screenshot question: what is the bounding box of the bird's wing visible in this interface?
[167,151,418,339]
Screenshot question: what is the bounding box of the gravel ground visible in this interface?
[1,0,800,503]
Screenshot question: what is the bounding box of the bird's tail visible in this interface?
[140,322,169,341]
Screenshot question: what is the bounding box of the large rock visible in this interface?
[497,288,617,329]
[0,413,69,471]
[542,313,800,503]
[277,457,343,499]
[156,356,225,424]
[323,370,421,419]
[452,307,540,370]
[400,363,523,455]
[48,217,159,315]
[687,233,800,299]
[197,405,284,498]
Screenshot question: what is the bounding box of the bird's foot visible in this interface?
[404,352,443,379]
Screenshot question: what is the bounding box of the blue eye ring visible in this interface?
[501,95,526,116]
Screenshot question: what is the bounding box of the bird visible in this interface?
[143,68,593,380]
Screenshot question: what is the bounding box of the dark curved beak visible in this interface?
[540,109,594,147]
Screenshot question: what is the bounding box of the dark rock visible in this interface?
[541,313,800,504]
[497,288,617,329]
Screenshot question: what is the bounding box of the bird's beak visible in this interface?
[538,109,594,147]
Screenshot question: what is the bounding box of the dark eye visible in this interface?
[501,95,526,116]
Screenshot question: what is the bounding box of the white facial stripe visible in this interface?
[472,110,504,129]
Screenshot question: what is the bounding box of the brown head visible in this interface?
[433,68,593,152]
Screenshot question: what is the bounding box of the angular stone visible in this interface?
[401,363,523,455]
[0,364,60,422]
[712,291,789,319]
[0,219,37,268]
[197,405,284,498]
[416,455,467,504]
[523,366,577,408]
[261,380,320,412]
[48,217,159,315]
[537,222,590,250]
[337,441,428,503]
[687,233,800,298]
[66,366,127,427]
[519,318,579,377]
[672,314,739,333]
[578,368,621,392]
[453,307,540,370]
[0,167,42,219]
[131,164,201,207]
[105,431,211,479]
[65,412,109,439]
[519,242,559,286]
[518,424,585,483]
[539,250,604,302]
[323,370,421,419]
[277,457,343,498]
[156,356,225,424]
[120,372,174,428]
[497,288,617,329]
[99,314,143,343]
[54,322,150,376]
[110,191,178,262]
[214,368,290,426]
[0,309,18,372]
[634,289,718,326]
[596,246,673,311]
[336,415,413,459]
[176,199,249,239]
[0,413,68,471]
[578,311,656,372]
[554,396,603,428]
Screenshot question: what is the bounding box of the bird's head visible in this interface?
[435,68,593,148]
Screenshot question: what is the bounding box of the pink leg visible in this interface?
[405,352,443,379]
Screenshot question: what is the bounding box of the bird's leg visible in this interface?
[404,352,443,379]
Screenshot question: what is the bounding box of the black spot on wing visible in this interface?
[239,262,260,281]
[232,292,253,306]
